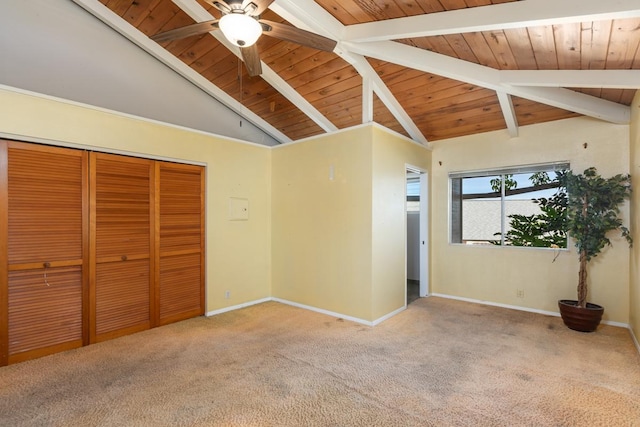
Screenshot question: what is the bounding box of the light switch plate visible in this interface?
[228,197,249,220]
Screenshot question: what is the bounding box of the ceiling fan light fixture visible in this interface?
[219,13,262,47]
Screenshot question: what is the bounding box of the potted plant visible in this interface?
[558,167,632,332]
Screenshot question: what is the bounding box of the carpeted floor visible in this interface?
[1,297,639,426]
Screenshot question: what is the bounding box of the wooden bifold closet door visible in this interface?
[0,141,89,365]
[156,162,205,325]
[1,142,205,365]
[90,152,154,343]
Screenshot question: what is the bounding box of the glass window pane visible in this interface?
[450,165,568,248]
[503,171,567,248]
[461,175,501,245]
[406,180,420,198]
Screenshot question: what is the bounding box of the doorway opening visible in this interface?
[406,166,428,305]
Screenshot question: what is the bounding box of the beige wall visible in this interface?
[271,126,374,320]
[272,125,430,322]
[431,117,631,323]
[4,85,634,330]
[371,127,430,319]
[630,92,640,341]
[1,87,432,325]
[0,87,272,313]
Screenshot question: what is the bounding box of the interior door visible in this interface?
[1,141,88,365]
[90,152,154,343]
[156,162,205,325]
[419,172,429,297]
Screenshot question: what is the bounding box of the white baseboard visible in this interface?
[430,293,630,329]
[603,319,632,328]
[372,305,407,326]
[430,294,639,355]
[206,296,406,326]
[204,294,640,356]
[430,293,560,317]
[630,326,640,355]
[205,297,272,317]
[271,298,375,326]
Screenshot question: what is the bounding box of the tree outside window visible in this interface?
[450,163,568,248]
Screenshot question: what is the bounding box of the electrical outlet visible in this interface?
[224,290,230,299]
[516,289,524,298]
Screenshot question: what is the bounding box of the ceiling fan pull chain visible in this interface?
[238,57,243,106]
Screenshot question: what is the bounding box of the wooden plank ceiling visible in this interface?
[76,0,640,145]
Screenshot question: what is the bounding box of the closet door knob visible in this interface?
[121,255,128,261]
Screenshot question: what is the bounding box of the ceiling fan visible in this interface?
[151,0,337,77]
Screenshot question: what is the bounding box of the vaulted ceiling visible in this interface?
[73,0,640,146]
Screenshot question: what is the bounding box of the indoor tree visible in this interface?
[562,167,632,308]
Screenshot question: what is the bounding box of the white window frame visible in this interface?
[449,162,569,247]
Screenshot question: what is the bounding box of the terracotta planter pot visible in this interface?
[558,300,604,332]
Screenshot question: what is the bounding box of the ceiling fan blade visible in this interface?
[259,20,337,52]
[241,45,262,77]
[199,0,233,14]
[151,20,219,43]
[244,0,274,16]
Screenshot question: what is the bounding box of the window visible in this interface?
[406,174,420,212]
[450,163,569,248]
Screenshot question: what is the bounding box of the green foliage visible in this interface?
[492,171,567,247]
[530,171,551,186]
[490,174,517,192]
[490,167,631,307]
[501,186,568,247]
[561,167,632,262]
[559,167,632,308]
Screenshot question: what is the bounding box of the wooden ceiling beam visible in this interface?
[500,70,640,89]
[270,0,344,41]
[496,91,518,137]
[512,86,630,124]
[362,76,374,124]
[344,53,429,145]
[272,0,429,145]
[260,66,338,132]
[75,0,638,143]
[344,40,631,124]
[343,0,640,42]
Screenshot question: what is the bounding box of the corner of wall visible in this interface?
[270,127,375,321]
[430,118,631,323]
[370,126,430,320]
[629,91,640,352]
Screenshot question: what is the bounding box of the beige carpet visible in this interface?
[1,297,639,426]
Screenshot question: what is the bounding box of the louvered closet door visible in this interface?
[0,141,88,366]
[90,153,154,343]
[156,162,204,325]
